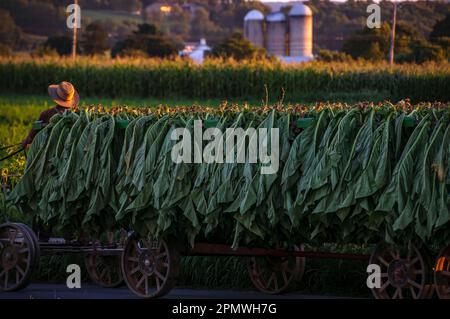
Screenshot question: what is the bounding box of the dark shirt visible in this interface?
[22,105,68,146]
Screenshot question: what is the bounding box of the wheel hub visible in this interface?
[139,252,156,276]
[1,245,18,270]
[388,260,410,288]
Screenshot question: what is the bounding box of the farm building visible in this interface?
[243,3,314,62]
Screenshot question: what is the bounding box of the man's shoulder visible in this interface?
[39,106,60,123]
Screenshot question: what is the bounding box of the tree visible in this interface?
[43,36,74,56]
[211,32,266,60]
[342,23,391,60]
[111,23,178,58]
[166,5,191,40]
[397,38,446,63]
[0,44,12,57]
[430,14,450,41]
[190,8,219,39]
[0,10,22,49]
[82,21,110,55]
[0,0,66,36]
[317,49,352,62]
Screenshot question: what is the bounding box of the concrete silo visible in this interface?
[244,10,265,48]
[266,12,286,56]
[288,3,313,58]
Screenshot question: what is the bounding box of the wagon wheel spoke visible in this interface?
[377,256,389,267]
[407,256,420,267]
[127,256,139,263]
[15,265,25,277]
[390,249,400,260]
[156,252,167,260]
[99,267,107,280]
[266,273,275,289]
[155,276,161,290]
[282,270,289,284]
[130,266,140,275]
[144,274,149,295]
[273,275,279,291]
[392,288,401,299]
[136,274,147,289]
[9,230,17,245]
[407,278,422,290]
[409,286,417,298]
[154,269,165,282]
[379,279,390,292]
[406,246,412,261]
[156,240,163,254]
[18,247,29,254]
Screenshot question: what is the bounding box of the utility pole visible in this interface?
[72,0,78,60]
[389,1,397,65]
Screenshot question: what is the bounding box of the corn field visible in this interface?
[0,57,449,102]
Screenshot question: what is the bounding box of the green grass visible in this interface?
[83,9,143,24]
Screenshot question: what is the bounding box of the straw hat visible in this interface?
[48,81,79,108]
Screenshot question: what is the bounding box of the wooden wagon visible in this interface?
[1,116,449,299]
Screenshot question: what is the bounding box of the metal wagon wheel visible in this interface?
[0,223,38,291]
[247,245,305,294]
[121,233,180,298]
[434,245,450,299]
[85,252,124,288]
[369,242,433,299]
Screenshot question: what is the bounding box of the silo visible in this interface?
[266,12,286,56]
[288,4,313,57]
[244,10,264,48]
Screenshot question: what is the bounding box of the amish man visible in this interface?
[22,81,79,147]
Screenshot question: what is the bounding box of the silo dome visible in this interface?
[288,4,313,58]
[244,9,264,21]
[266,12,286,23]
[266,12,286,56]
[288,3,313,17]
[244,10,265,48]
